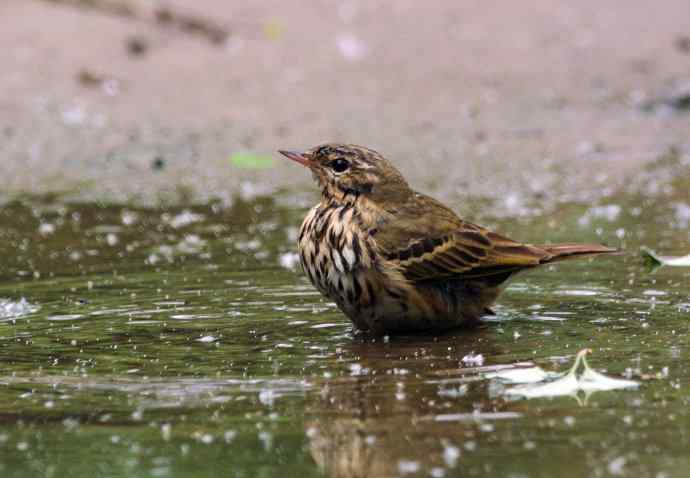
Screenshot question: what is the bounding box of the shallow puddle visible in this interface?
[0,170,688,477]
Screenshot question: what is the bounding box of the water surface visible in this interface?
[0,162,688,477]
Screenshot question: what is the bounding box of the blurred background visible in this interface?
[2,0,689,211]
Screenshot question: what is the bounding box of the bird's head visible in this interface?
[279,143,412,205]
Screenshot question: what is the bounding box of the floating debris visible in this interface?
[461,352,484,367]
[490,349,638,401]
[641,247,690,269]
[0,298,39,321]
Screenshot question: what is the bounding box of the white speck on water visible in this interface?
[259,389,279,407]
[224,430,237,443]
[121,210,139,226]
[38,222,56,235]
[349,363,367,376]
[461,352,484,366]
[607,456,626,476]
[193,433,213,445]
[397,460,420,474]
[504,193,520,209]
[161,423,172,441]
[336,33,367,61]
[235,239,261,252]
[430,467,446,478]
[443,443,460,467]
[258,431,273,451]
[673,202,690,228]
[62,418,79,431]
[196,335,217,343]
[578,204,621,226]
[106,233,119,246]
[17,442,29,451]
[167,210,204,229]
[176,235,206,254]
[437,384,468,398]
[147,253,160,265]
[279,252,300,269]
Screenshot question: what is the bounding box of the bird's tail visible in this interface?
[537,243,621,264]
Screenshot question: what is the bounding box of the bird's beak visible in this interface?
[278,150,312,168]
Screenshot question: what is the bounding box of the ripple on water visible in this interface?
[555,289,600,296]
[89,306,138,316]
[170,314,224,321]
[47,314,85,321]
[310,323,343,329]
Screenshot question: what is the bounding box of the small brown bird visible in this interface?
[279,144,618,335]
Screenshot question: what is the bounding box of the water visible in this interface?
[0,165,688,477]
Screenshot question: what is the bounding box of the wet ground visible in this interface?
[2,0,690,207]
[0,153,688,477]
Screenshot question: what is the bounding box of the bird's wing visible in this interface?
[375,194,549,282]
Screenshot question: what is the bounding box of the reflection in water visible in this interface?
[0,178,688,477]
[303,346,642,476]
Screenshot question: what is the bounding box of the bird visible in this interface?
[279,143,619,335]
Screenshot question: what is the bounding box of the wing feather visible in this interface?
[371,191,613,283]
[380,220,549,283]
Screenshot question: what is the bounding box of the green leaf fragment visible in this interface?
[230,153,275,169]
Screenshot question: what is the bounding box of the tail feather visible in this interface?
[537,243,621,264]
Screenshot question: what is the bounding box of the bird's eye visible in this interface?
[331,158,351,173]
